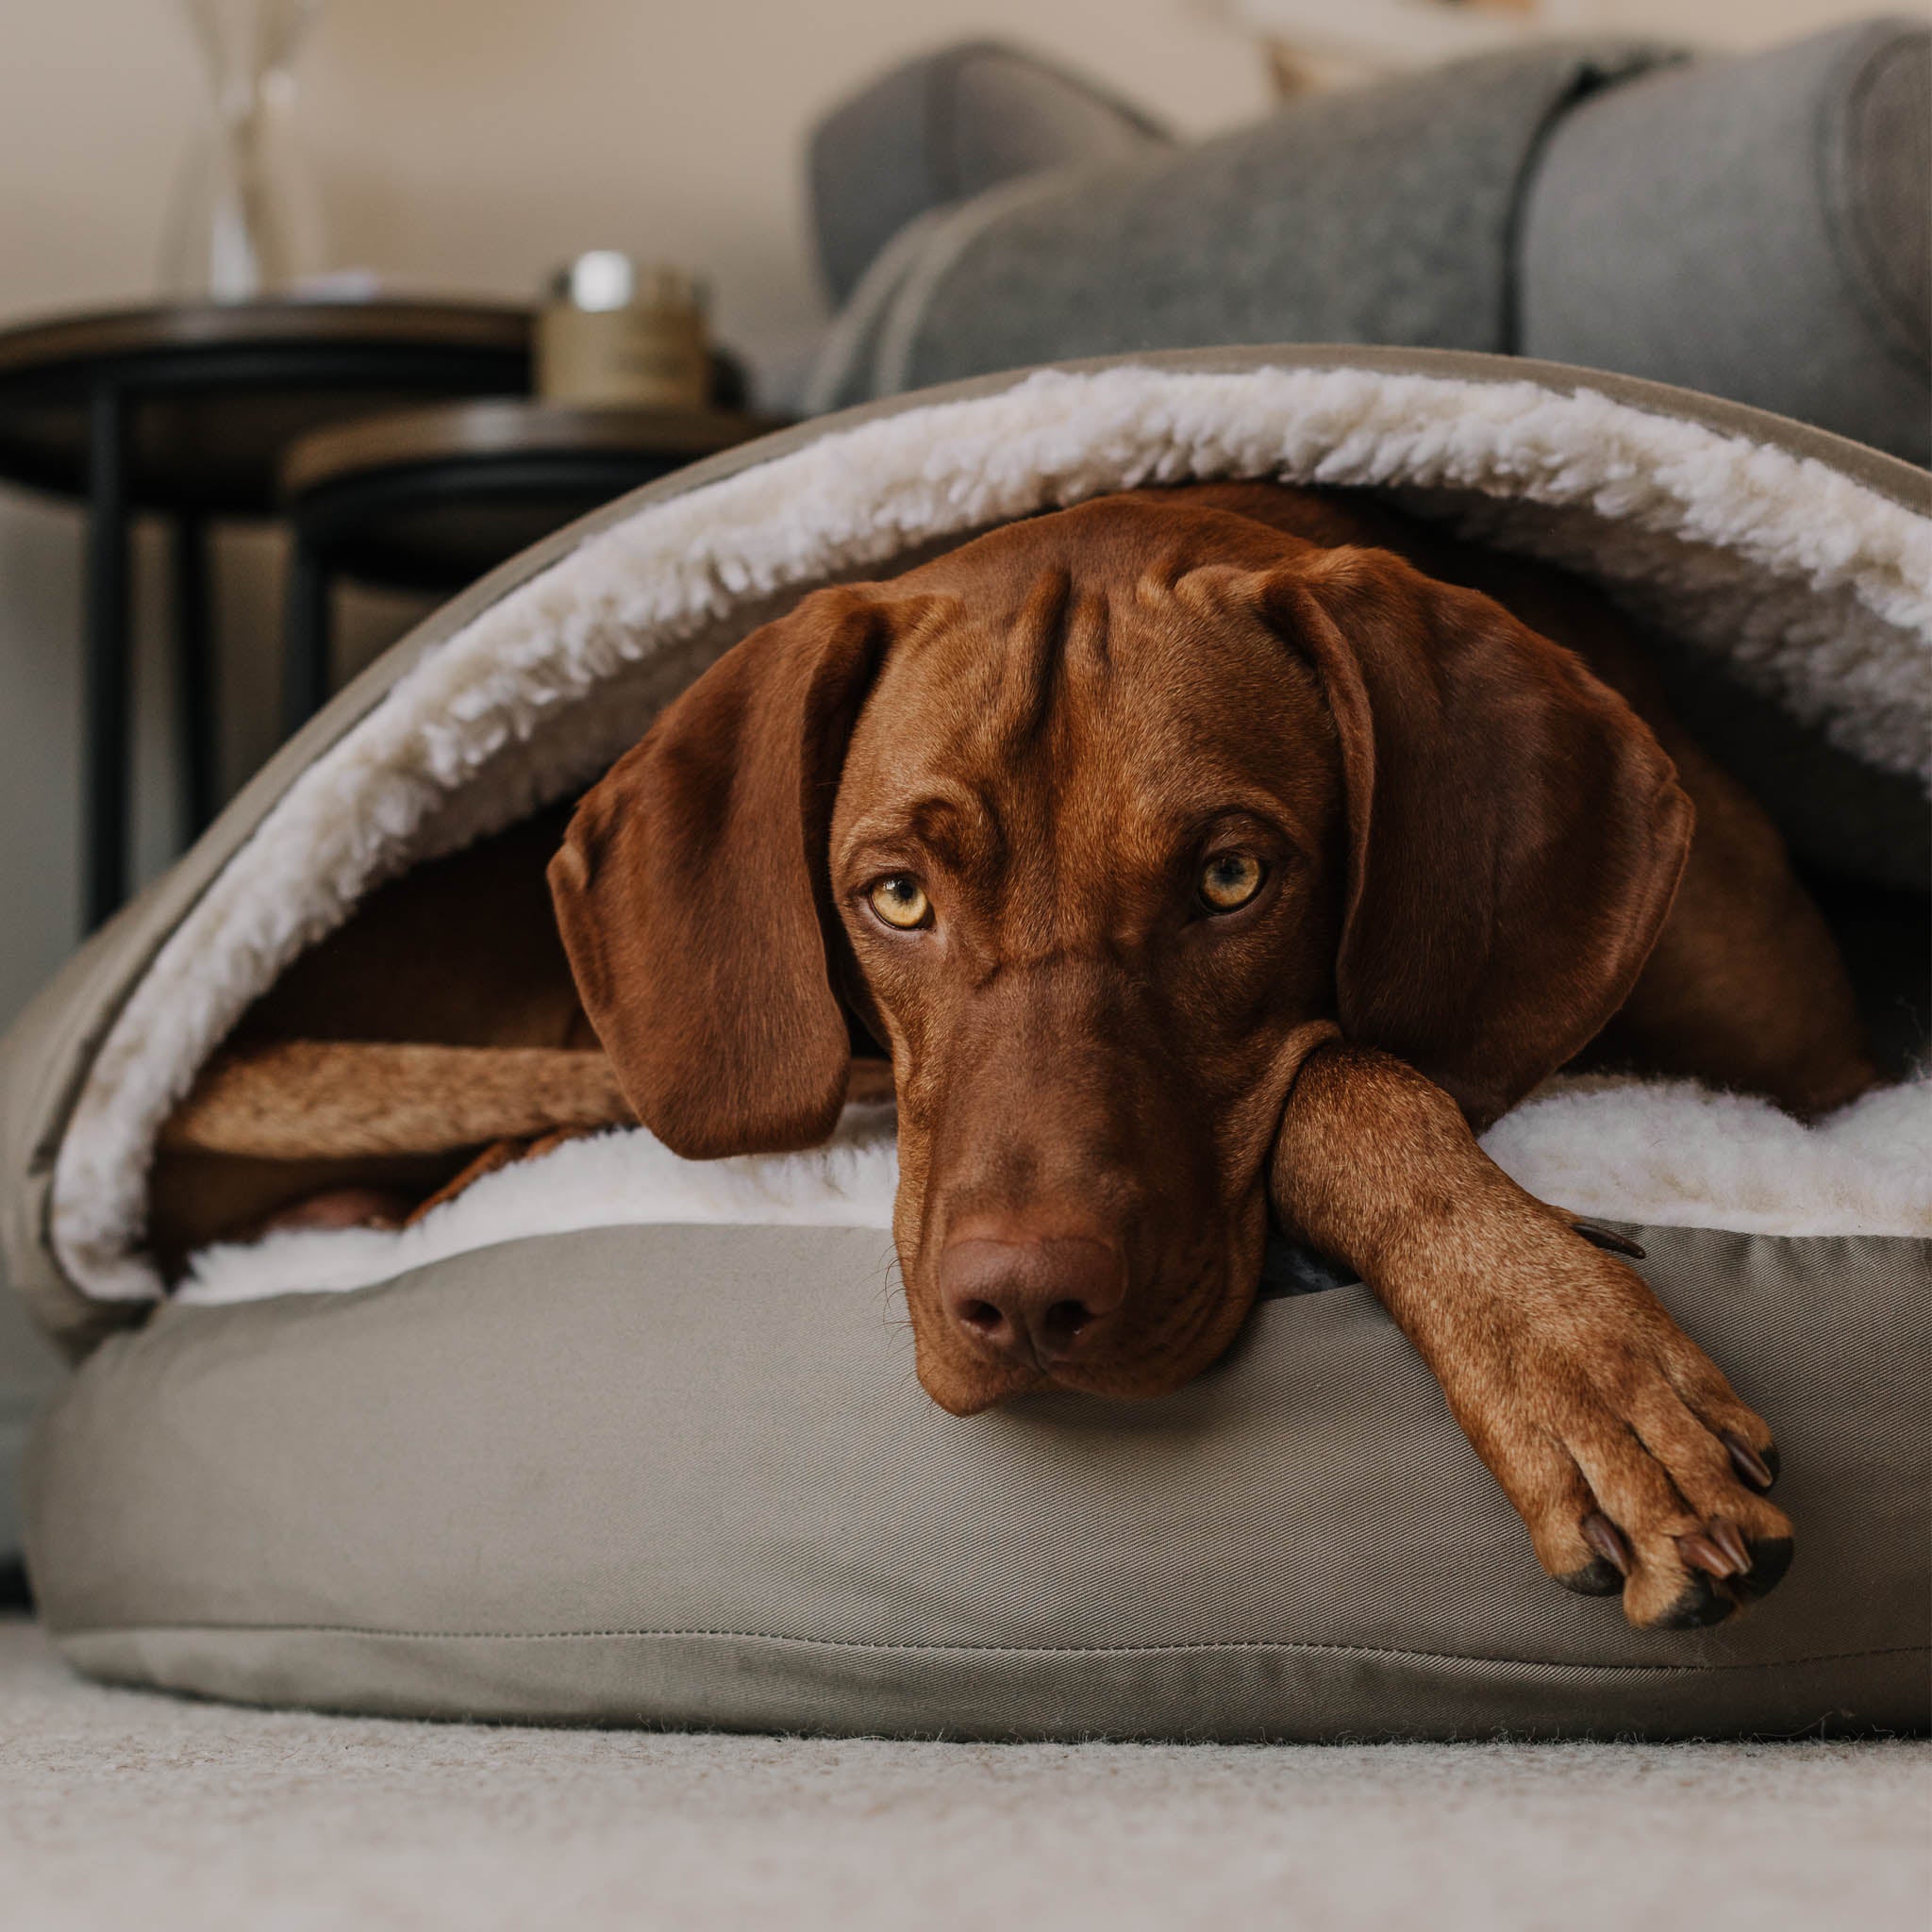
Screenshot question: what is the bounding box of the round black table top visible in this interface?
[279,398,786,495]
[0,299,533,517]
[276,397,791,593]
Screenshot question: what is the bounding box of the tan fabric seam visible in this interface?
[51,1624,1929,1676]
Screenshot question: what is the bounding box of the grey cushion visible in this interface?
[807,23,1931,464]
[1521,18,1932,468]
[808,42,1169,308]
[24,1224,1930,1738]
[808,41,1668,411]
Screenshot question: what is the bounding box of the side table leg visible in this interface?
[281,537,332,740]
[82,385,131,929]
[174,514,220,841]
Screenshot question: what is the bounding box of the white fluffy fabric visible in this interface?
[179,1104,901,1306]
[176,1075,1932,1307]
[47,364,1932,1305]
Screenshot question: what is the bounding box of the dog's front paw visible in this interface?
[1441,1247,1792,1630]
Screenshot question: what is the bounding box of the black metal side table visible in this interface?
[276,400,787,734]
[0,301,533,926]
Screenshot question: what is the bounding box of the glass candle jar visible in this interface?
[535,254,711,409]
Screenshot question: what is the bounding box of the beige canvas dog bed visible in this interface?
[3,346,1926,1738]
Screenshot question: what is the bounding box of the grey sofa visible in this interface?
[807,21,1930,466]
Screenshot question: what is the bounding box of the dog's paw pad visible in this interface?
[1735,1534,1795,1601]
[1556,1558,1626,1597]
[1651,1573,1739,1629]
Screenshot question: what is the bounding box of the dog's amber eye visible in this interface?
[1198,852,1264,913]
[868,874,931,929]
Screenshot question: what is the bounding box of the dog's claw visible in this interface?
[1677,1530,1740,1579]
[1571,1220,1645,1259]
[1723,1430,1777,1491]
[1707,1518,1752,1574]
[1581,1512,1632,1577]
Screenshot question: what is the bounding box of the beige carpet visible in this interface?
[2,1618,1925,1932]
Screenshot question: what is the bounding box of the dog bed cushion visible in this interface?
[2,346,1927,1737]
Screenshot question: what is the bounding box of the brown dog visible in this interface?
[175,483,1879,1631]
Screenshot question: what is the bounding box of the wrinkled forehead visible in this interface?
[833,530,1336,864]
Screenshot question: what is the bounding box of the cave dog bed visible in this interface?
[4,347,1927,1739]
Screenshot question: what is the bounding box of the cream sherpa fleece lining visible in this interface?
[175,1076,1932,1307]
[49,365,1932,1304]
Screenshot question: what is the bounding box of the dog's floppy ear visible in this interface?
[548,585,894,1158]
[1258,546,1692,1128]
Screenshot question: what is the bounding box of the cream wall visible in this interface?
[0,0,1896,1033]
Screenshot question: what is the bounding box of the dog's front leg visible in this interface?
[1268,1042,1793,1629]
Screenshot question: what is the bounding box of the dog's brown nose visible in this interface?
[939,1234,1127,1367]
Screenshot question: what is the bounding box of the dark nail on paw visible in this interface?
[1707,1519,1752,1574]
[1723,1431,1777,1491]
[1581,1511,1633,1578]
[1678,1530,1740,1579]
[1572,1220,1646,1260]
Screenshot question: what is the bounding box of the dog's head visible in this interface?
[551,493,1689,1413]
